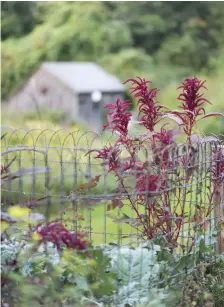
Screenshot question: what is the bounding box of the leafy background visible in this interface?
[1,1,224,136]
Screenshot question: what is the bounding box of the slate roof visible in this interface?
[42,62,125,94]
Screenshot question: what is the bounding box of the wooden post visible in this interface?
[213,144,224,253]
[214,183,224,253]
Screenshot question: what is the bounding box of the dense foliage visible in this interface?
[1,1,224,100]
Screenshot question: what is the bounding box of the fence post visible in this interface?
[214,183,224,254]
[214,144,224,253]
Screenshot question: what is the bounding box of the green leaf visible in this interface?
[74,275,89,291]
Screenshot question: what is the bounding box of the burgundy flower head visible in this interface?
[154,127,178,146]
[95,146,121,171]
[35,221,88,250]
[103,97,132,136]
[170,76,213,136]
[177,77,211,117]
[124,77,165,131]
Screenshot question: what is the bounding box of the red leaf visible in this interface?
[107,199,124,211]
[197,112,224,122]
[77,175,101,190]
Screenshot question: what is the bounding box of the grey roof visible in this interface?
[42,62,125,94]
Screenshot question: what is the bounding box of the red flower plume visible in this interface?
[124,77,166,131]
[103,97,132,136]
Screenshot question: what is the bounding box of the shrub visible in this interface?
[23,109,67,124]
[90,76,224,250]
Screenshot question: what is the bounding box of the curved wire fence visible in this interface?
[1,127,224,306]
[1,128,223,244]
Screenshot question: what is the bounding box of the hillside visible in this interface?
[1,1,224,136]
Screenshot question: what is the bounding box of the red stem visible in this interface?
[116,171,149,237]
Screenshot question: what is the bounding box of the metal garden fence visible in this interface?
[1,127,224,306]
[1,128,224,247]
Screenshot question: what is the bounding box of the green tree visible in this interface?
[1,1,224,101]
[1,1,39,39]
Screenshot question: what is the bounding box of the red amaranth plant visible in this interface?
[178,77,210,114]
[124,77,166,132]
[90,76,223,250]
[103,97,132,136]
[176,77,210,136]
[35,220,89,251]
[168,76,223,138]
